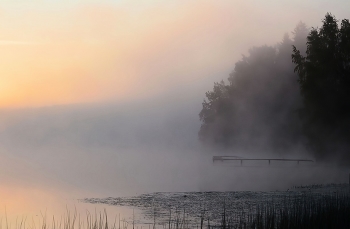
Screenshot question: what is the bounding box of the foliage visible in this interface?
[199,23,308,153]
[292,13,350,161]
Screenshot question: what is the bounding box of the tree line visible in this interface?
[199,13,350,162]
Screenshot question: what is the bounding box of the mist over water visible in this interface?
[0,94,348,199]
[0,1,349,227]
[0,83,349,229]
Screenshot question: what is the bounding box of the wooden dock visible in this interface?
[213,156,314,165]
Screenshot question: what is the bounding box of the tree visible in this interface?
[292,13,350,161]
[199,80,232,144]
[292,22,309,56]
[199,24,308,154]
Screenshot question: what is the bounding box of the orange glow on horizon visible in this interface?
[0,2,222,108]
[0,0,325,108]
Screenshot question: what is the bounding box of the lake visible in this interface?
[1,145,349,228]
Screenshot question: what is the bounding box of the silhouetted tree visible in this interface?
[292,13,350,161]
[199,23,308,154]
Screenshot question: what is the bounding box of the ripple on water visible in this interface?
[83,183,350,226]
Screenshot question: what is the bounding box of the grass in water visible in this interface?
[218,193,350,229]
[2,192,350,229]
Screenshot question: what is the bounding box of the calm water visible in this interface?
[1,146,349,228]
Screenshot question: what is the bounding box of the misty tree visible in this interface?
[199,23,308,153]
[292,13,350,161]
[292,22,309,56]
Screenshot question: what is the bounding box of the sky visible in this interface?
[0,0,349,108]
[0,0,350,219]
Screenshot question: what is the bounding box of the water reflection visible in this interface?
[1,148,349,229]
[0,152,133,228]
[1,139,349,228]
[0,184,135,229]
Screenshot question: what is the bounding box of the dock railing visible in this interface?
[213,156,314,166]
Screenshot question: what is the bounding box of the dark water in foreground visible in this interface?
[83,183,350,227]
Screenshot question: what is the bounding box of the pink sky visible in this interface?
[0,0,348,107]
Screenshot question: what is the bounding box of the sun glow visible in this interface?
[0,1,252,108]
[0,0,335,108]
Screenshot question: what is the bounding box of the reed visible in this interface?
[217,193,350,229]
[2,192,350,229]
